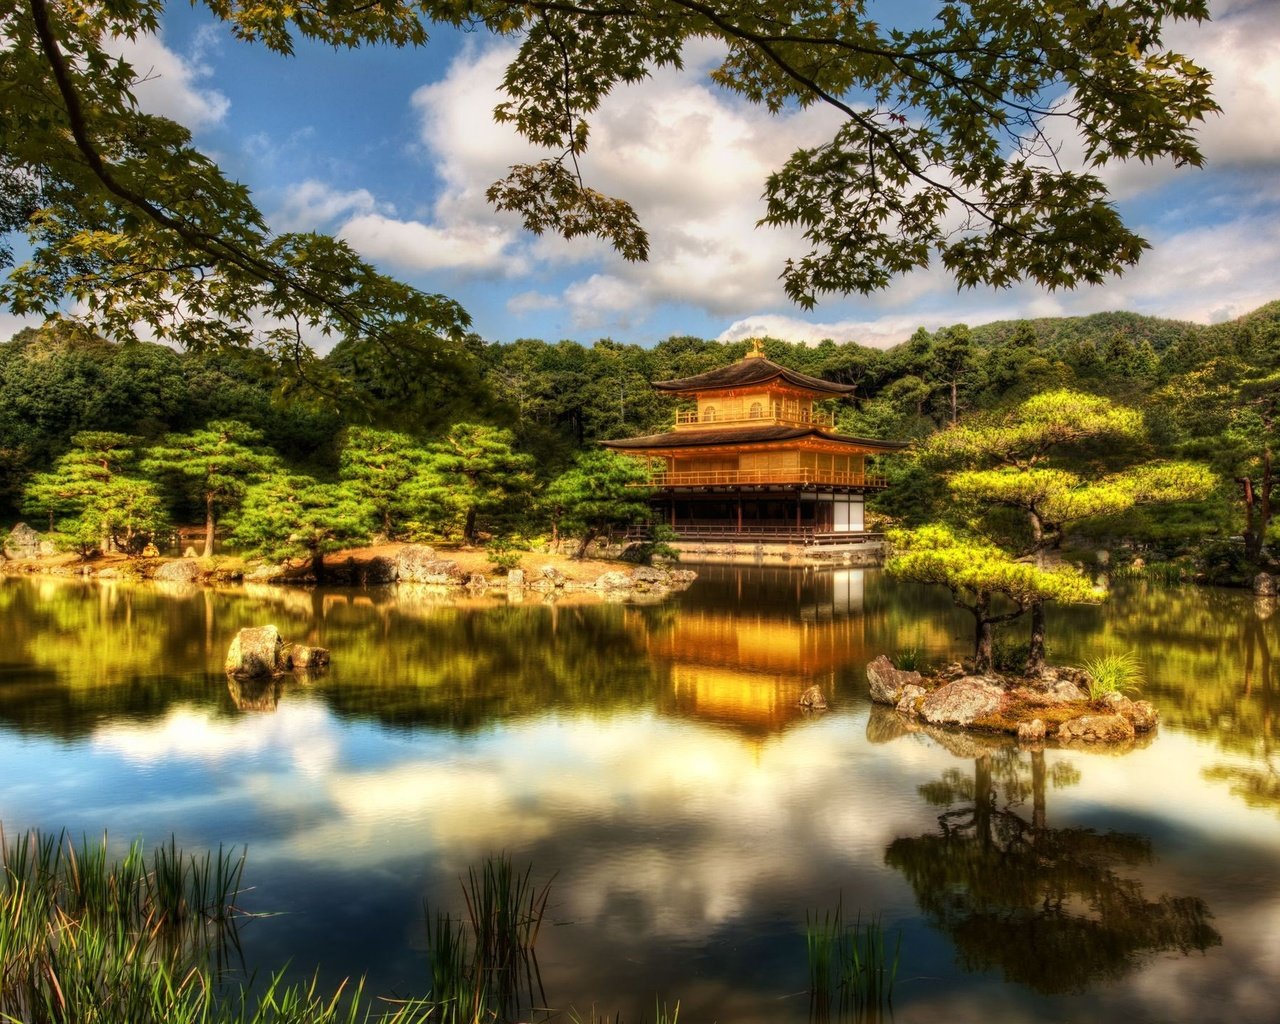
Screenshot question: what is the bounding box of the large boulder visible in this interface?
[361,556,398,585]
[506,568,525,588]
[596,571,633,590]
[918,676,1005,727]
[225,625,287,678]
[4,523,43,560]
[1061,714,1136,743]
[155,558,202,583]
[395,544,463,584]
[866,655,924,706]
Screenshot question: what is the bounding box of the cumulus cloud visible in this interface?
[106,31,229,130]
[273,181,381,233]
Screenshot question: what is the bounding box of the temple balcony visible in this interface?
[636,468,888,488]
[673,408,835,430]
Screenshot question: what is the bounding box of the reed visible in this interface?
[1084,651,1144,699]
[0,829,436,1024]
[424,853,552,1024]
[806,899,900,1022]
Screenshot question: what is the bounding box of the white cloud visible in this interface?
[338,213,525,275]
[273,180,380,233]
[106,31,229,131]
[506,290,559,316]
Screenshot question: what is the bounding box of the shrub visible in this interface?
[1084,651,1144,699]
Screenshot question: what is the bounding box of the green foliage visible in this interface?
[887,524,1101,671]
[1084,651,1144,699]
[141,420,277,555]
[338,426,439,539]
[21,430,167,554]
[2,0,1218,357]
[485,536,528,574]
[232,475,376,578]
[545,449,653,557]
[425,423,537,544]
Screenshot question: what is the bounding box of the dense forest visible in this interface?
[2,300,1279,578]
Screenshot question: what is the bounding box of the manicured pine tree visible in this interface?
[544,449,653,558]
[338,426,442,539]
[232,476,376,583]
[922,390,1215,674]
[886,525,1101,674]
[424,424,536,545]
[22,431,166,555]
[141,420,277,556]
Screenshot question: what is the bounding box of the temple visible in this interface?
[603,342,907,564]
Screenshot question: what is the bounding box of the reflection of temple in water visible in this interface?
[641,567,868,736]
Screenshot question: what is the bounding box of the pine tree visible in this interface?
[544,449,652,558]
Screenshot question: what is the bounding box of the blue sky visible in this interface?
[27,0,1280,349]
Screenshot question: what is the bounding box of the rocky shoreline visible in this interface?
[1,528,697,602]
[867,654,1158,746]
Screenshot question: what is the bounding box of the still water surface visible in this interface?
[2,568,1279,1022]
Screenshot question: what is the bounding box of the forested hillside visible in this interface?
[2,301,1278,571]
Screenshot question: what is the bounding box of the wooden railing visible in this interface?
[674,407,834,429]
[623,525,885,546]
[638,469,888,488]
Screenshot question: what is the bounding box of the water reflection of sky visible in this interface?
[2,571,1280,1021]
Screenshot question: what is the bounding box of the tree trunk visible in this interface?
[464,506,477,546]
[1240,476,1261,560]
[972,595,994,673]
[1261,448,1274,562]
[310,548,326,584]
[203,493,215,557]
[950,379,958,425]
[1024,601,1047,677]
[574,529,597,560]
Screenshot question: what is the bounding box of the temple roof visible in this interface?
[602,425,908,451]
[651,355,855,396]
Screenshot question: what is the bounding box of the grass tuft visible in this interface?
[1084,651,1144,699]
[807,897,900,1021]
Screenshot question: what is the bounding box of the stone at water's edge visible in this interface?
[289,645,330,670]
[798,684,827,709]
[155,558,201,583]
[918,677,1005,727]
[1061,714,1136,743]
[225,626,287,678]
[507,568,524,587]
[1018,718,1046,742]
[3,523,42,560]
[895,683,927,714]
[867,654,924,705]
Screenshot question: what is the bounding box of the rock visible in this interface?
[1061,713,1136,744]
[1130,700,1159,732]
[183,546,199,558]
[1018,718,1046,742]
[38,540,57,557]
[631,565,665,584]
[225,625,287,678]
[895,683,927,715]
[506,568,525,587]
[918,676,1005,727]
[1256,573,1278,597]
[866,654,924,706]
[156,558,202,583]
[798,684,827,709]
[596,571,633,590]
[4,523,42,560]
[361,556,398,585]
[1045,680,1088,703]
[289,644,330,671]
[97,567,121,579]
[666,569,698,586]
[466,573,488,590]
[245,562,282,582]
[539,565,566,585]
[394,544,440,582]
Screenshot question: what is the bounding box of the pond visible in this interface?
[1,567,1278,1022]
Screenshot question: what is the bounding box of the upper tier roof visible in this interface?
[602,425,908,451]
[652,355,855,396]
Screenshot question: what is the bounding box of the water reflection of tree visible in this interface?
[886,749,1220,994]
